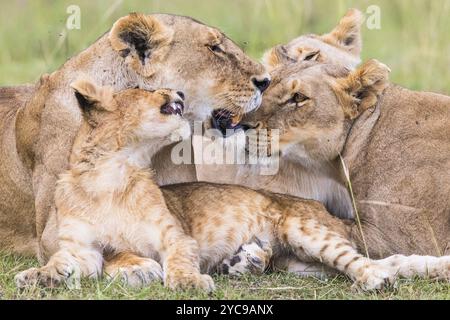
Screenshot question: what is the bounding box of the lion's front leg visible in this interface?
[162,232,215,292]
[15,218,103,288]
[148,212,214,292]
[33,165,64,264]
[38,204,60,264]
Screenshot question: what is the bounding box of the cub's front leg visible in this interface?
[15,217,103,288]
[141,207,215,292]
[159,224,215,292]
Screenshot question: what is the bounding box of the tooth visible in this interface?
[231,113,243,125]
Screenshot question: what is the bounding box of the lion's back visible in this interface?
[0,85,35,116]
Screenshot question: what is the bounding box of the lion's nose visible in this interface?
[252,76,271,93]
[176,91,185,101]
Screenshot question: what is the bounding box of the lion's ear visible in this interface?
[262,45,297,71]
[321,9,364,57]
[334,59,390,119]
[70,80,116,117]
[109,13,174,77]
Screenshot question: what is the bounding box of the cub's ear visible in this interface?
[70,80,116,115]
[321,8,364,57]
[262,45,297,71]
[334,59,391,119]
[109,13,174,77]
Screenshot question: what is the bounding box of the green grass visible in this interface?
[0,0,450,94]
[1,0,449,300]
[1,252,449,300]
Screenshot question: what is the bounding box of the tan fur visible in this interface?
[0,14,268,262]
[16,84,449,291]
[262,9,363,71]
[15,83,214,291]
[197,10,366,219]
[252,59,450,259]
[320,9,364,56]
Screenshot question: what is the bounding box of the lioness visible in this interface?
[196,9,364,221]
[248,59,450,259]
[0,13,269,262]
[16,81,450,291]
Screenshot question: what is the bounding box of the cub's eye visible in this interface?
[284,92,310,108]
[293,92,310,104]
[208,44,225,54]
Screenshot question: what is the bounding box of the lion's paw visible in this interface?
[107,259,163,287]
[220,237,272,276]
[352,265,395,291]
[15,264,74,289]
[165,272,215,292]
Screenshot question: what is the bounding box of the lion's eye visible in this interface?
[304,51,320,61]
[284,92,310,109]
[208,44,225,54]
[293,92,310,104]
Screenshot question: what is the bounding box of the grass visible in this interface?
[1,252,449,300]
[0,0,449,300]
[0,0,450,94]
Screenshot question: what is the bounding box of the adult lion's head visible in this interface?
[262,9,364,72]
[244,60,390,165]
[108,13,270,122]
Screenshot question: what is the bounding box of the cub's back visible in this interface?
[161,182,349,236]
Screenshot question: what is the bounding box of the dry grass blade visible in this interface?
[339,154,370,259]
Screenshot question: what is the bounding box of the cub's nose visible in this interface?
[176,91,185,101]
[252,76,271,93]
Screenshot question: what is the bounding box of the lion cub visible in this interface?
[15,81,214,291]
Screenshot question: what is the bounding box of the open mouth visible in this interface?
[211,109,250,137]
[161,100,184,116]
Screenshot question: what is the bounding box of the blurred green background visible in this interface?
[1,0,449,94]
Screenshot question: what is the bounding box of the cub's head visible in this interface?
[244,60,390,165]
[262,9,364,71]
[109,13,270,123]
[71,80,190,149]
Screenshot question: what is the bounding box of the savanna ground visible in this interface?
[0,0,449,300]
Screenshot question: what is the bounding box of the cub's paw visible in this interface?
[15,265,74,289]
[352,265,395,291]
[165,272,215,292]
[220,237,272,276]
[106,259,163,288]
